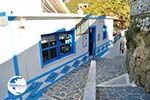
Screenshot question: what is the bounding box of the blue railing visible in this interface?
[114,33,122,43]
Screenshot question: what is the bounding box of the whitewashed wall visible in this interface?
[104,19,114,42]
[0,17,89,99]
[0,15,115,99]
[0,59,15,99]
[89,18,114,50]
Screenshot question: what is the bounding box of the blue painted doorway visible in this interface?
[89,26,96,56]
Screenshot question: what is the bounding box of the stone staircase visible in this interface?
[41,56,150,100]
[96,87,150,100]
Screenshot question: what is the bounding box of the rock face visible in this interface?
[130,0,150,15]
[127,0,150,93]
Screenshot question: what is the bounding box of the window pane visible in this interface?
[59,33,72,44]
[49,48,57,59]
[66,34,72,44]
[59,33,66,44]
[41,36,49,49]
[42,50,49,62]
[49,35,57,46]
[60,44,72,55]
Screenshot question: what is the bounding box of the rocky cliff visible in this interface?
[126,0,150,93]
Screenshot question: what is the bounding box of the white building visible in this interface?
[0,0,119,99]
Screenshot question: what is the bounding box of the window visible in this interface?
[102,25,107,39]
[59,33,72,55]
[41,30,75,65]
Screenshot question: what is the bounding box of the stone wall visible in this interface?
[126,0,150,93]
[130,0,150,15]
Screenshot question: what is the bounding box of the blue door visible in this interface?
[89,26,96,56]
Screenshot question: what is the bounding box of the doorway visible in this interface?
[89,26,96,56]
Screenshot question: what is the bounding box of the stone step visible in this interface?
[83,60,96,100]
[96,86,150,100]
[42,56,127,100]
[96,73,136,87]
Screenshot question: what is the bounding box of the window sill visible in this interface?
[41,52,75,68]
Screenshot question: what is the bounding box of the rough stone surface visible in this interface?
[96,87,150,100]
[127,31,150,93]
[130,0,150,15]
[127,0,150,93]
[41,54,150,100]
[42,56,126,100]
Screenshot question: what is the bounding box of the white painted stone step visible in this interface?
[96,73,137,87]
[83,60,96,100]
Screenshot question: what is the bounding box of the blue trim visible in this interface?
[98,16,106,19]
[71,28,76,53]
[12,55,20,76]
[40,29,76,67]
[92,26,96,55]
[102,25,108,40]
[96,41,110,50]
[39,42,44,67]
[4,53,90,99]
[33,57,89,99]
[96,40,112,57]
[0,12,6,16]
[6,15,107,21]
[72,60,80,67]
[57,33,61,59]
[114,33,122,43]
[8,16,16,21]
[88,16,106,19]
[45,72,59,82]
[89,25,96,56]
[26,58,89,100]
[27,52,88,84]
[42,45,58,50]
[97,48,109,57]
[26,82,43,100]
[6,56,88,100]
[20,97,22,100]
[61,65,71,74]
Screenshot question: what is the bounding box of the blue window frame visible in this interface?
[40,29,75,66]
[102,25,107,39]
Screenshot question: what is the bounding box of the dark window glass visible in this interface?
[49,35,56,46]
[59,33,67,44]
[49,48,57,59]
[60,44,72,55]
[41,30,74,65]
[42,50,49,62]
[41,36,49,49]
[59,33,72,45]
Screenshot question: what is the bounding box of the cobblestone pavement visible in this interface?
[95,56,127,85]
[43,63,90,100]
[96,87,150,100]
[42,56,127,100]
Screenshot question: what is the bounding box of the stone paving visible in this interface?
[42,63,89,100]
[96,87,150,100]
[95,56,127,85]
[42,56,127,100]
